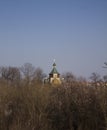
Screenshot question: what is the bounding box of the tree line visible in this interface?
[0,63,107,130]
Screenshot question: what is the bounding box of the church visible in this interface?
[44,62,62,85]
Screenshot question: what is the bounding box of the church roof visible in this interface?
[49,62,60,75]
[50,67,59,74]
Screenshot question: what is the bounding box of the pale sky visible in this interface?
[0,0,107,78]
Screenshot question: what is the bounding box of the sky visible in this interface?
[0,0,107,79]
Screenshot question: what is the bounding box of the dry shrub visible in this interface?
[0,81,106,130]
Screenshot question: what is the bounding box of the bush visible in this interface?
[0,81,106,130]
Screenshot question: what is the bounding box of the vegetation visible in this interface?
[0,63,107,130]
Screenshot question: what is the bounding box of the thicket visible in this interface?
[0,63,107,130]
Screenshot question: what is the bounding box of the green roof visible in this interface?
[49,62,60,75]
[50,67,59,74]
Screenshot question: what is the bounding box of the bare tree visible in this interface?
[62,72,77,87]
[32,68,46,84]
[90,72,101,87]
[20,63,35,78]
[20,63,35,84]
[0,66,21,86]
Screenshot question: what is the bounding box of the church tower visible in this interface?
[49,62,61,85]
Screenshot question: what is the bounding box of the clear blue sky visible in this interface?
[0,0,107,78]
